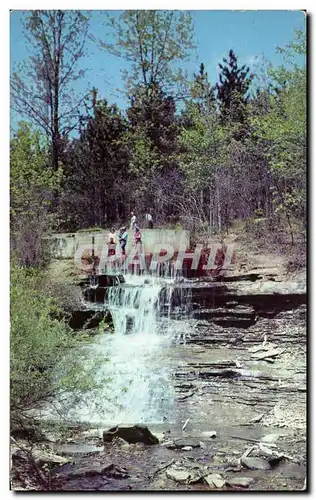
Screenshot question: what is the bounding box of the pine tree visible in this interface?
[216,50,253,129]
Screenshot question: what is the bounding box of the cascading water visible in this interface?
[65,272,192,427]
[52,270,192,427]
[107,276,162,336]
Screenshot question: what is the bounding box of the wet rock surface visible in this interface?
[12,266,306,492]
[103,425,159,445]
[47,295,306,491]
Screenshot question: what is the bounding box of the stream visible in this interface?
[33,267,307,491]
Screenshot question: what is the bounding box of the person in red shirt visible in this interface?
[134,226,142,255]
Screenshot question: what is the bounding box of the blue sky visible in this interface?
[10,9,305,124]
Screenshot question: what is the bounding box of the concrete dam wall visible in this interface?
[46,229,191,260]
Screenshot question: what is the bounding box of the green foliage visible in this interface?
[10,122,63,266]
[57,99,129,230]
[250,28,306,231]
[10,123,62,217]
[216,49,253,132]
[10,264,100,429]
[96,10,196,95]
[10,14,306,245]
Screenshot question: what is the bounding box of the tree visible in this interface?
[93,10,195,98]
[179,88,228,234]
[126,83,182,221]
[127,84,179,157]
[250,28,306,243]
[216,49,253,134]
[58,97,130,230]
[10,10,90,170]
[190,63,216,115]
[10,122,62,265]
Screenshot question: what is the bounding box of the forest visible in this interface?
[10,10,306,268]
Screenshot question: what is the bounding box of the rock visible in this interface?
[241,457,271,470]
[260,434,280,444]
[212,478,226,488]
[32,450,72,465]
[172,439,201,449]
[250,413,264,424]
[112,437,130,449]
[65,463,129,479]
[204,473,226,488]
[258,443,275,456]
[103,425,159,445]
[78,428,103,439]
[251,348,284,361]
[182,446,193,451]
[67,463,114,478]
[209,431,217,438]
[154,479,166,489]
[227,477,254,488]
[166,468,191,483]
[161,440,175,448]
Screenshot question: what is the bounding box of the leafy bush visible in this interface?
[10,264,98,432]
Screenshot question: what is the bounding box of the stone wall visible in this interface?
[47,229,190,260]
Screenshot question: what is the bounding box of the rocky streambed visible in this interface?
[11,263,307,492]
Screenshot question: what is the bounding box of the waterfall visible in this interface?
[107,275,163,336]
[55,273,192,426]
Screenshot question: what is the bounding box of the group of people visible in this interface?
[107,211,153,258]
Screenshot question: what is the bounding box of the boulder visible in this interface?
[103,425,159,445]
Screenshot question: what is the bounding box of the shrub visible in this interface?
[10,264,98,432]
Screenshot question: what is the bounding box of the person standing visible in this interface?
[130,211,137,232]
[134,226,143,255]
[107,227,117,256]
[145,212,153,229]
[119,226,128,257]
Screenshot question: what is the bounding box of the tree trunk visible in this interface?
[209,186,213,234]
[216,178,221,233]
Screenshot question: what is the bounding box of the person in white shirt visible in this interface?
[130,211,137,232]
[145,212,153,229]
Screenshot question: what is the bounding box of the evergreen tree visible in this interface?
[58,97,130,230]
[216,50,253,132]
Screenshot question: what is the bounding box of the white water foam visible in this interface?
[50,273,192,426]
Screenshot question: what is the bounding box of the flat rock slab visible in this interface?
[227,477,254,488]
[204,473,226,488]
[103,425,159,445]
[250,413,264,423]
[251,349,284,360]
[33,450,72,465]
[241,457,271,470]
[166,469,191,483]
